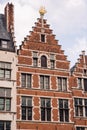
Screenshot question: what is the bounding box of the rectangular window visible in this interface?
[0,121,11,130]
[21,73,31,88]
[41,34,45,42]
[59,99,69,122]
[0,62,11,79]
[76,127,85,130]
[50,54,55,69]
[40,75,49,89]
[58,77,67,91]
[84,79,87,91]
[41,98,51,121]
[50,60,55,69]
[21,97,32,120]
[33,52,38,67]
[83,69,87,75]
[33,58,38,67]
[74,98,87,117]
[78,78,82,89]
[0,88,11,111]
[74,98,83,116]
[1,40,8,48]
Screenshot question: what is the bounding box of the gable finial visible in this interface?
[39,6,47,18]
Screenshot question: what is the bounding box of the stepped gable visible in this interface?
[71,51,87,76]
[18,11,70,70]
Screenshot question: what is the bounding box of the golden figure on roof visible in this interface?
[39,6,47,16]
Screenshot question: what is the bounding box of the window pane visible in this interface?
[22,97,26,106]
[6,99,11,111]
[5,63,11,69]
[59,109,63,121]
[21,74,26,87]
[85,107,87,117]
[45,76,49,89]
[0,121,4,130]
[79,99,82,105]
[41,108,45,121]
[58,78,62,91]
[33,58,38,67]
[75,98,78,105]
[50,60,55,68]
[27,75,31,88]
[0,62,5,68]
[59,99,63,108]
[2,41,8,48]
[84,79,87,91]
[6,89,11,97]
[41,56,47,67]
[6,122,11,130]
[0,98,4,110]
[0,88,5,97]
[28,108,32,120]
[41,98,45,107]
[47,108,51,121]
[27,98,32,106]
[46,99,50,107]
[41,34,45,42]
[78,78,82,88]
[79,106,83,116]
[65,110,69,122]
[40,76,44,89]
[0,69,4,78]
[64,100,68,108]
[22,107,26,120]
[5,70,11,79]
[63,78,67,91]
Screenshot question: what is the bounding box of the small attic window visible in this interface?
[41,34,45,42]
[1,40,8,48]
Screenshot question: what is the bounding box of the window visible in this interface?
[41,34,45,42]
[33,52,38,67]
[0,62,11,79]
[41,98,51,121]
[84,79,87,91]
[0,121,11,130]
[40,75,49,89]
[41,55,47,67]
[50,54,55,69]
[58,77,67,91]
[1,40,8,48]
[50,60,55,69]
[83,69,87,75]
[77,78,87,91]
[76,127,86,130]
[78,78,82,89]
[21,97,32,120]
[59,99,69,122]
[21,73,31,88]
[74,98,87,117]
[0,88,11,111]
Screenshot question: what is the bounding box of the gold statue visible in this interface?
[39,6,47,16]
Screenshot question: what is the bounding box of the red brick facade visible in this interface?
[16,12,87,130]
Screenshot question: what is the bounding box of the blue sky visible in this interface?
[0,0,87,67]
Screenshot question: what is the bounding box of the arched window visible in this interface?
[41,55,47,67]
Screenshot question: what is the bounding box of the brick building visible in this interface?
[17,7,72,130]
[0,3,87,130]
